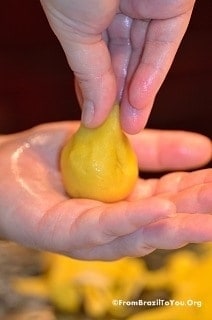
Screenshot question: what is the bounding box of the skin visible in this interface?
[0,122,211,260]
[40,0,196,133]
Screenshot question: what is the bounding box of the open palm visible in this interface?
[0,122,211,260]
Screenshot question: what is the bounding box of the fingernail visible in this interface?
[81,101,95,126]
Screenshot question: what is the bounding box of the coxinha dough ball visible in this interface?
[60,104,138,203]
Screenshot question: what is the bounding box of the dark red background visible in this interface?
[0,0,211,137]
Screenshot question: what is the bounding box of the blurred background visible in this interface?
[0,0,211,136]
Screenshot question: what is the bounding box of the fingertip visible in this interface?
[79,72,117,129]
[81,100,115,129]
[193,134,212,164]
[174,132,212,168]
[81,100,95,126]
[120,99,150,134]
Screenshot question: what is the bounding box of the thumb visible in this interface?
[41,2,117,128]
[64,38,117,127]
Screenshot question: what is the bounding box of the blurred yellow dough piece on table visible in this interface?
[60,104,138,202]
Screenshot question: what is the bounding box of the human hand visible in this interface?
[0,122,211,260]
[40,0,195,133]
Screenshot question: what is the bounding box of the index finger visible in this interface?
[129,129,212,171]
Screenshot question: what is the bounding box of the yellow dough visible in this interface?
[60,105,138,202]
